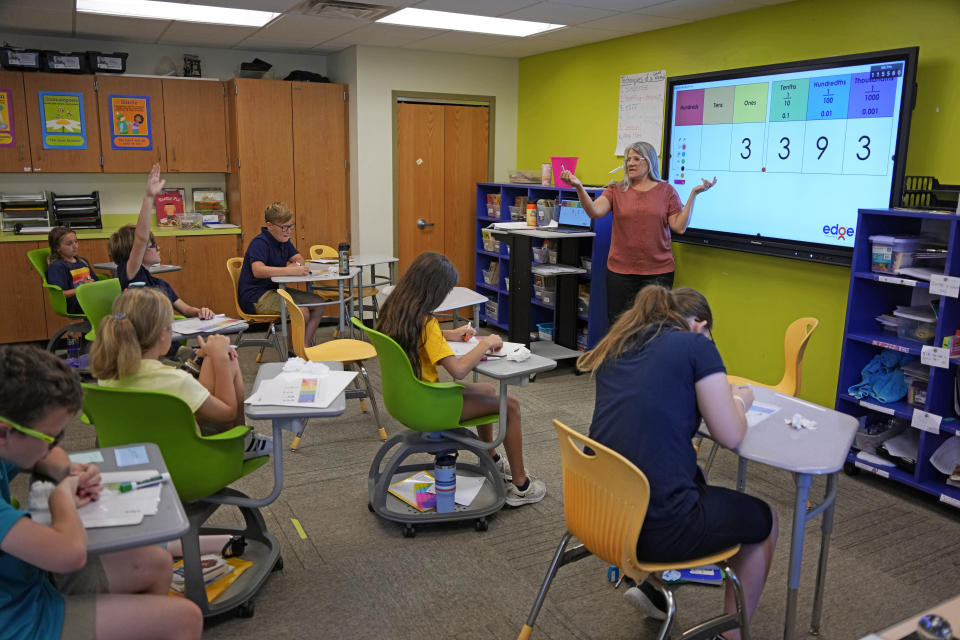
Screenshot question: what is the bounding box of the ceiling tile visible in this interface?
[316,22,443,49]
[410,0,539,16]
[578,11,687,32]
[75,14,171,42]
[0,6,73,35]
[468,36,573,58]
[640,0,764,21]
[399,30,511,52]
[545,0,667,11]
[184,0,301,9]
[502,1,617,25]
[158,22,257,47]
[240,14,360,46]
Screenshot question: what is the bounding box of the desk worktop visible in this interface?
[0,215,240,243]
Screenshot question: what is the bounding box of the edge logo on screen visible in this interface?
[822,224,855,241]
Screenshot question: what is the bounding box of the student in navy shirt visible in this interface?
[107,164,214,320]
[45,227,95,315]
[237,202,324,342]
[577,286,777,637]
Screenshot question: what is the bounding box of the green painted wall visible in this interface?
[517,0,960,406]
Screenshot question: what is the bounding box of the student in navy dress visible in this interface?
[107,164,215,320]
[577,286,777,638]
[45,227,96,315]
[237,201,324,344]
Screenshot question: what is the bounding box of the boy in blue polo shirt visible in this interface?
[238,202,325,344]
[0,345,202,640]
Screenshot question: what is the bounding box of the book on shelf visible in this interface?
[192,188,226,213]
[155,189,185,226]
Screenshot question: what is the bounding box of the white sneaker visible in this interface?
[243,433,273,460]
[492,452,512,481]
[505,476,546,506]
[623,583,668,621]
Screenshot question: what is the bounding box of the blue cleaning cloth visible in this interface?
[847,350,913,403]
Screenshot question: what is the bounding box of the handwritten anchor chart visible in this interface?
[666,59,907,247]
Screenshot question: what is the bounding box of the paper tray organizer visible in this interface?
[51,191,102,229]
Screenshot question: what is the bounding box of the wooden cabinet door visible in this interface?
[292,82,349,251]
[162,78,228,173]
[97,75,165,173]
[0,241,49,343]
[174,235,240,316]
[230,79,294,241]
[443,105,488,288]
[23,73,102,173]
[0,71,33,173]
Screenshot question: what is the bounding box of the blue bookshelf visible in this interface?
[836,208,960,509]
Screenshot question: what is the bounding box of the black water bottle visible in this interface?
[338,241,350,276]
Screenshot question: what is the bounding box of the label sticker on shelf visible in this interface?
[920,345,950,369]
[911,408,941,434]
[878,275,917,287]
[859,400,895,415]
[929,274,960,298]
[940,494,960,509]
[871,340,911,353]
[855,461,889,478]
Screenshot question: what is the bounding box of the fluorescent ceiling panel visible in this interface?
[76,0,279,27]
[377,7,563,37]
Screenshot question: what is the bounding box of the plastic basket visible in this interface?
[41,51,91,74]
[0,47,40,71]
[532,246,548,264]
[87,51,128,74]
[537,322,554,342]
[581,257,592,273]
[485,300,498,319]
[901,176,959,211]
[482,264,498,285]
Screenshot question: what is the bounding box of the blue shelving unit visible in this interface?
[836,208,960,509]
[475,182,611,351]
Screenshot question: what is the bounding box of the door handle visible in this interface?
[417,218,435,230]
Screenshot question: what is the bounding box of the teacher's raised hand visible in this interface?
[691,176,718,195]
[560,169,583,189]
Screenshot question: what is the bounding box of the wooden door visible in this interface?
[0,241,48,343]
[97,75,165,173]
[443,105,488,287]
[175,235,240,316]
[162,78,228,173]
[292,82,349,251]
[23,73,101,173]
[397,103,445,274]
[228,79,294,242]
[0,71,33,173]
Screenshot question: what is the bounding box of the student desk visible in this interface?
[349,254,397,324]
[271,266,360,341]
[474,353,557,435]
[170,318,249,343]
[859,594,960,639]
[491,227,592,362]
[93,262,182,276]
[70,443,189,555]
[382,285,488,332]
[713,386,858,640]
[244,362,347,495]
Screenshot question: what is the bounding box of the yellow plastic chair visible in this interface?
[310,244,381,324]
[277,288,386,446]
[226,257,285,363]
[519,420,750,640]
[702,317,819,474]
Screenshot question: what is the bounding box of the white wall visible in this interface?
[331,45,518,256]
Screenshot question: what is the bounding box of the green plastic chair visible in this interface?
[74,278,122,342]
[351,317,506,536]
[26,247,97,351]
[81,384,279,618]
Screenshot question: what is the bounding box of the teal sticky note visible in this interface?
[69,451,104,464]
[114,446,148,467]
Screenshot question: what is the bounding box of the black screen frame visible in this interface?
[663,47,919,266]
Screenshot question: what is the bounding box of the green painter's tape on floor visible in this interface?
[291,518,308,539]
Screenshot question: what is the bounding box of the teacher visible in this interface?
[561,140,716,326]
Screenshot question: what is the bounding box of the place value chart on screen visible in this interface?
[666,59,907,249]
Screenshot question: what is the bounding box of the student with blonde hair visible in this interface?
[578,286,776,638]
[89,287,270,459]
[237,201,325,347]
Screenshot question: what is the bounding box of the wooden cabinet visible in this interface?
[0,70,33,173]
[292,82,349,250]
[162,79,228,173]
[152,234,239,316]
[22,73,101,173]
[1,241,49,343]
[96,76,166,173]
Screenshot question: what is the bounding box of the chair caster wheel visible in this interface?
[237,600,255,618]
[529,373,537,382]
[367,502,374,512]
[402,524,416,538]
[843,461,859,476]
[273,556,284,571]
[474,518,488,532]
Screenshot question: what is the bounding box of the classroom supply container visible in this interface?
[482,264,498,286]
[481,231,500,252]
[177,212,202,230]
[532,246,549,264]
[485,299,498,319]
[581,257,592,273]
[895,316,936,344]
[854,415,907,454]
[551,156,578,188]
[41,51,90,73]
[537,204,556,226]
[537,322,554,341]
[868,235,923,274]
[509,206,524,220]
[0,46,41,71]
[87,51,128,73]
[548,249,558,264]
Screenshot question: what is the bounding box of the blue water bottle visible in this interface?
[434,451,457,513]
[66,333,80,365]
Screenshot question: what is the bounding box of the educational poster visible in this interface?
[0,89,13,148]
[614,70,666,155]
[39,91,87,150]
[109,94,152,150]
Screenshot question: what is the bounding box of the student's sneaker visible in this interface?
[505,475,546,506]
[492,451,512,481]
[243,433,273,460]
[623,580,668,621]
[179,355,203,379]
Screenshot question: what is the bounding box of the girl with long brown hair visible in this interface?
[578,286,777,638]
[45,226,96,315]
[377,252,546,506]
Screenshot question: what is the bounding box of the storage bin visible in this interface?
[548,249,558,264]
[481,231,500,252]
[0,47,41,71]
[540,290,555,306]
[508,206,524,220]
[895,316,936,344]
[485,300,498,319]
[868,235,923,274]
[577,298,589,316]
[482,263,499,286]
[41,51,90,74]
[87,51,128,74]
[486,203,499,219]
[534,275,556,290]
[177,212,203,230]
[533,284,546,300]
[537,322,554,342]
[532,246,548,264]
[854,415,907,454]
[581,257,592,273]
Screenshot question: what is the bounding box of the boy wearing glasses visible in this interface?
[238,201,324,344]
[0,345,202,640]
[108,164,215,320]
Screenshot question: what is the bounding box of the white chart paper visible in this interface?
[614,70,666,155]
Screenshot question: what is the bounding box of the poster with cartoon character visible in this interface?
[39,91,87,149]
[109,95,152,150]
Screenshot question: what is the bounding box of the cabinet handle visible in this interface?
[172,145,176,162]
[17,144,25,162]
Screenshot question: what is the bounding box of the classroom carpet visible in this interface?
[35,326,960,640]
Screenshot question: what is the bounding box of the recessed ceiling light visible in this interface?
[76,0,280,28]
[376,8,563,37]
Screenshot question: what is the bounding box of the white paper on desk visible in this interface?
[746,402,779,428]
[172,315,244,334]
[486,222,529,230]
[245,370,356,408]
[29,471,161,528]
[307,258,337,264]
[203,223,239,229]
[449,337,525,358]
